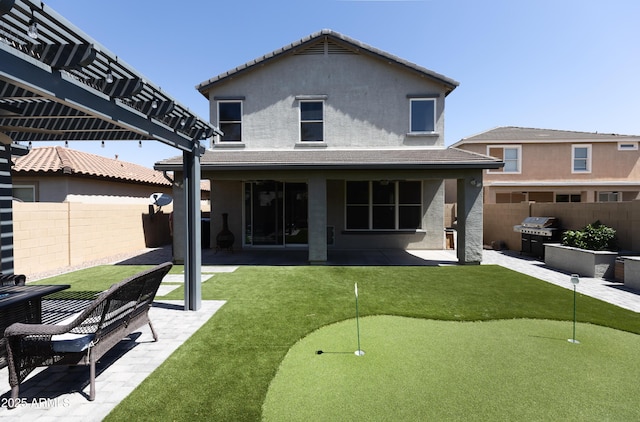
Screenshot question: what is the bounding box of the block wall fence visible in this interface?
[12,202,174,277]
[482,200,640,253]
[8,200,638,277]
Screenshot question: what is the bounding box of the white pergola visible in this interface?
[0,0,221,310]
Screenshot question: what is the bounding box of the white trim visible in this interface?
[486,145,521,174]
[618,141,639,151]
[571,144,592,174]
[298,99,325,142]
[409,98,436,134]
[488,180,639,187]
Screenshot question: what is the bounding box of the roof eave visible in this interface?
[155,161,502,172]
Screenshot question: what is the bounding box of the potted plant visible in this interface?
[545,221,618,279]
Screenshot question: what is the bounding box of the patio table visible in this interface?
[0,284,70,369]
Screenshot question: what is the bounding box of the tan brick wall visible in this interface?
[13,203,70,275]
[13,203,173,276]
[483,200,640,253]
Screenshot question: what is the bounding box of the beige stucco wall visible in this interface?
[454,141,640,204]
[460,142,640,181]
[12,202,173,277]
[482,200,640,252]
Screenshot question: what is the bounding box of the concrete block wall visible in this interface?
[13,203,70,276]
[13,202,170,276]
[482,200,640,253]
[483,202,530,250]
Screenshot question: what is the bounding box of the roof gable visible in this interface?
[196,29,459,96]
[12,146,170,186]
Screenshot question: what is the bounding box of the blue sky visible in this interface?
[42,0,640,168]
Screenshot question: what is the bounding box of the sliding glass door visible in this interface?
[244,181,308,246]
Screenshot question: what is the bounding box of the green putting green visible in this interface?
[263,316,640,421]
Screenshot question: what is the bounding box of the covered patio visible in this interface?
[0,0,220,310]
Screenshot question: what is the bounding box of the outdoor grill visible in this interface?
[513,216,561,258]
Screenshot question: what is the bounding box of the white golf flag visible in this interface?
[355,282,358,298]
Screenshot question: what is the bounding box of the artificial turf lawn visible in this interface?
[264,316,640,421]
[36,264,640,420]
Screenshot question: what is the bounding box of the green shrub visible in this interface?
[562,220,617,251]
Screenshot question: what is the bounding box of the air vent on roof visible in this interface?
[295,39,356,56]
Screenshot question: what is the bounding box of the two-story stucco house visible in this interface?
[157,30,501,264]
[450,126,640,204]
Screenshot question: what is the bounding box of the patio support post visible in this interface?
[456,175,483,264]
[183,150,202,311]
[0,144,14,274]
[307,175,327,264]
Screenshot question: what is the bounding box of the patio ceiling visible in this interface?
[0,0,220,152]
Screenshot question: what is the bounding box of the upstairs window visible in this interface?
[572,144,591,173]
[410,98,436,133]
[300,101,324,142]
[218,101,242,142]
[487,145,521,173]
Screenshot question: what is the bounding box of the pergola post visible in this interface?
[183,150,202,311]
[0,143,14,274]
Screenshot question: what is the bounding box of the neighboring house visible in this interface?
[449,127,640,204]
[11,146,209,204]
[157,30,501,264]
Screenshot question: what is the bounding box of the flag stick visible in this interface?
[355,283,364,356]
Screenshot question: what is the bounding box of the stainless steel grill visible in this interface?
[514,217,559,236]
[514,217,560,258]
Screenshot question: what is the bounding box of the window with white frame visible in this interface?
[346,181,422,230]
[598,191,620,202]
[300,100,324,142]
[409,98,436,133]
[487,145,521,173]
[572,144,591,173]
[218,101,242,142]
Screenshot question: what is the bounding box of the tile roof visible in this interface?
[196,29,459,96]
[452,126,640,146]
[156,148,502,171]
[12,146,171,186]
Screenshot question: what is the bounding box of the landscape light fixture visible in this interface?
[27,10,38,39]
[568,274,580,344]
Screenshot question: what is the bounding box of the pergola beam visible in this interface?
[0,45,205,154]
